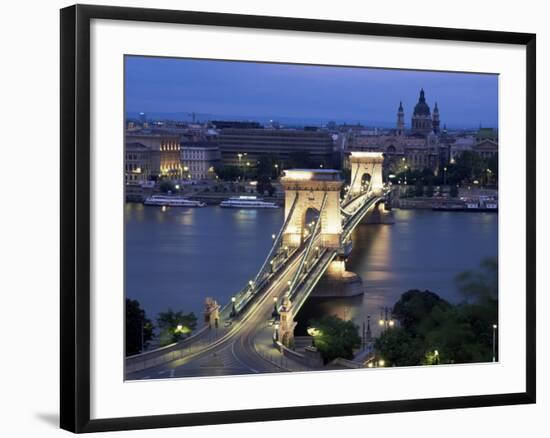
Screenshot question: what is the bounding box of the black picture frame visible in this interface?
[60,4,536,433]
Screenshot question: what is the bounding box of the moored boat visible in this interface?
[220,195,279,209]
[144,194,206,207]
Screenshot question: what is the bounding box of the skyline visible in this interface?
[125,56,499,129]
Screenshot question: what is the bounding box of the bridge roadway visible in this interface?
[127,234,319,379]
[126,191,386,380]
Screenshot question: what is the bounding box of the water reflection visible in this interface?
[297,209,498,337]
[125,204,497,335]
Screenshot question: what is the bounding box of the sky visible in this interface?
[125,56,498,129]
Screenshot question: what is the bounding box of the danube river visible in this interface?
[125,203,497,335]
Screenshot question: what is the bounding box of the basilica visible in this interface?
[350,88,450,173]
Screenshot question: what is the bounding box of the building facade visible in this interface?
[216,128,337,168]
[125,142,151,184]
[411,89,434,136]
[125,132,182,179]
[180,143,221,180]
[349,89,445,173]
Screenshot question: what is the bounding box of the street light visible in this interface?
[230,296,237,318]
[434,349,440,365]
[379,307,395,331]
[492,324,498,362]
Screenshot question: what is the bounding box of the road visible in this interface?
[126,237,312,380]
[125,192,383,380]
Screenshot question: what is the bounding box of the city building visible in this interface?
[216,128,338,168]
[125,131,182,179]
[180,142,221,180]
[347,88,498,173]
[411,89,435,136]
[473,127,498,159]
[449,136,476,162]
[349,89,444,172]
[125,142,151,184]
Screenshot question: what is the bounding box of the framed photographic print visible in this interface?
[60,4,536,433]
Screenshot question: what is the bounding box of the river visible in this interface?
[125,203,497,336]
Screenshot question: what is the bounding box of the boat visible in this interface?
[144,194,206,207]
[432,196,498,212]
[220,196,279,209]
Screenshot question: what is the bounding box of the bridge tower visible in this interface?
[278,295,296,349]
[281,169,343,249]
[348,152,384,197]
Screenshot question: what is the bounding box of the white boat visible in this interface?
[144,195,206,207]
[220,196,279,209]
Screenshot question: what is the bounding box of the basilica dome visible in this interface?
[413,89,431,116]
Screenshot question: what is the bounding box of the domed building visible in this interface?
[349,88,447,173]
[411,89,434,136]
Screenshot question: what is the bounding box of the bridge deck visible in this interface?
[126,188,389,376]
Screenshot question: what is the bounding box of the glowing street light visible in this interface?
[378,359,385,367]
[230,296,237,318]
[379,307,395,331]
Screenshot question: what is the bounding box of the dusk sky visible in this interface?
[125,56,498,129]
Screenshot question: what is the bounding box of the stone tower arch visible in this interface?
[348,152,384,197]
[281,169,343,249]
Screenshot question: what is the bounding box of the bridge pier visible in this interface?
[361,201,395,225]
[312,256,364,298]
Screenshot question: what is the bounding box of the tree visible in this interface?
[455,257,498,306]
[214,165,243,181]
[374,327,425,366]
[414,180,424,197]
[425,181,434,197]
[375,260,499,366]
[450,185,459,198]
[487,153,498,185]
[392,289,450,334]
[156,309,198,346]
[450,151,487,184]
[125,298,154,356]
[256,174,272,195]
[256,153,280,180]
[308,315,361,364]
[159,180,175,193]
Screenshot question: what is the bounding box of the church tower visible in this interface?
[411,88,433,136]
[433,102,440,134]
[396,101,405,136]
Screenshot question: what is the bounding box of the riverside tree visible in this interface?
[157,309,198,346]
[125,298,154,356]
[307,315,361,364]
